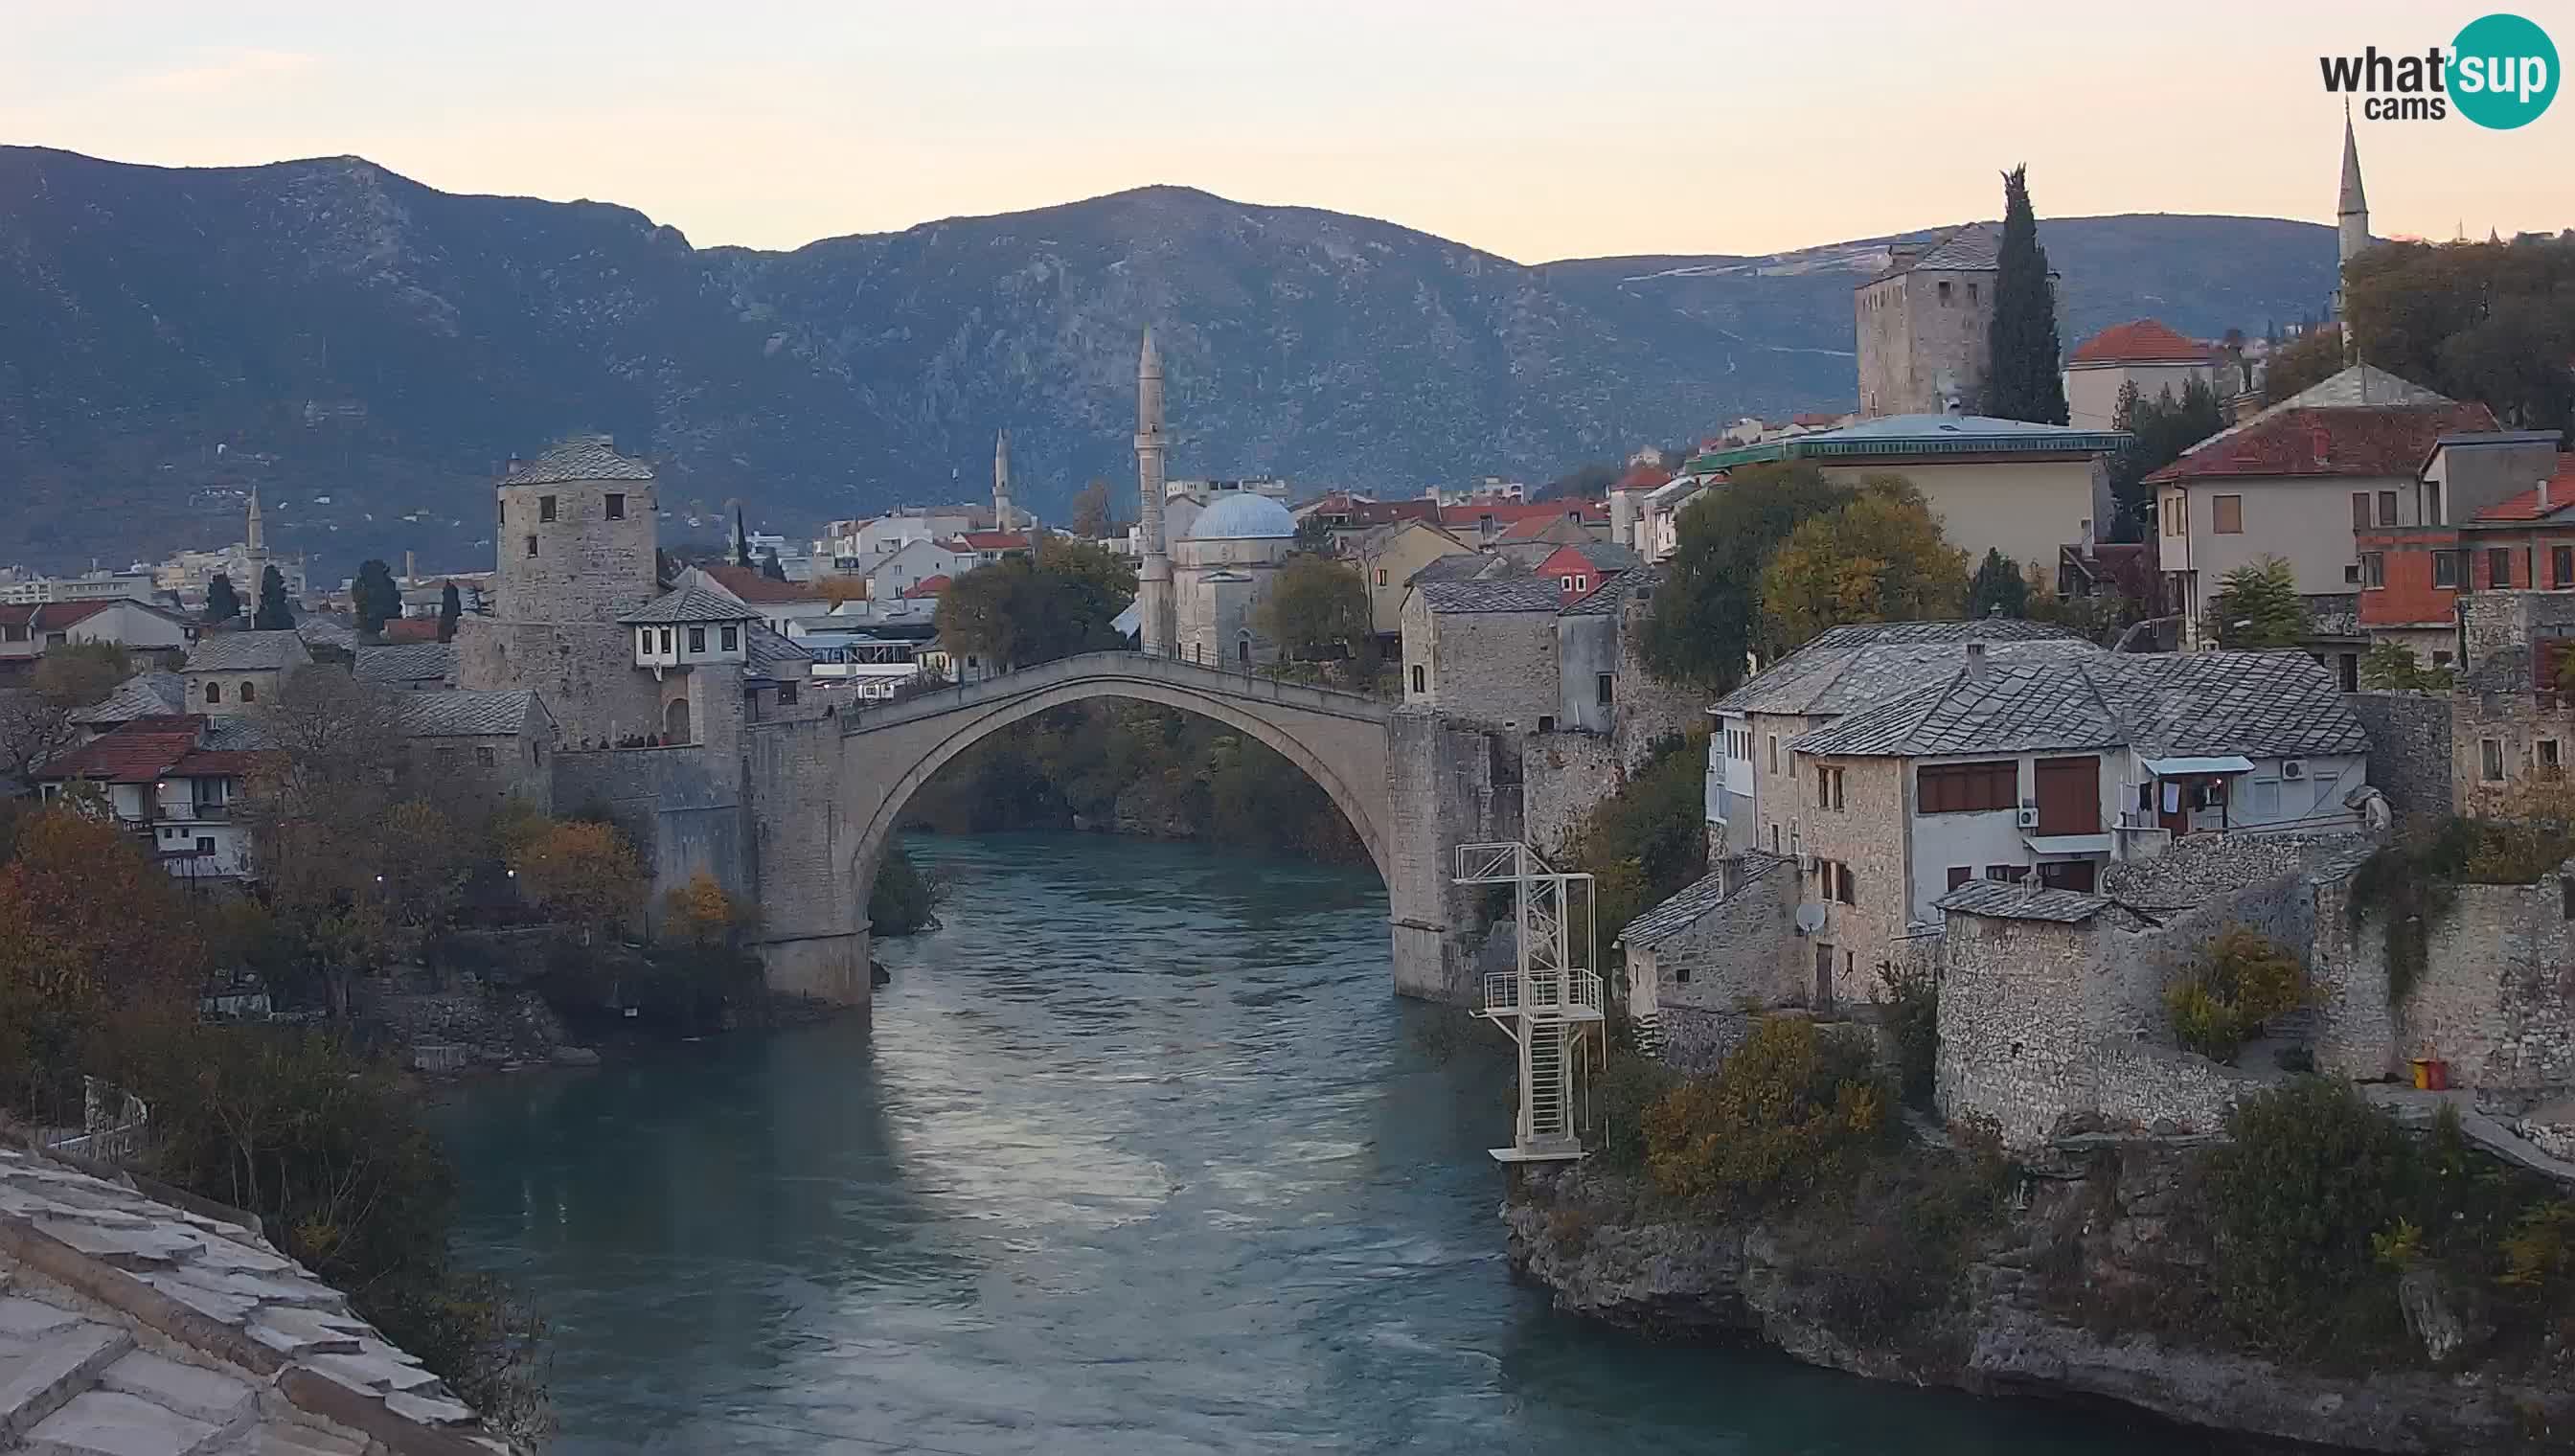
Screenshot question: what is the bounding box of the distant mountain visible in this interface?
[0,147,2338,576]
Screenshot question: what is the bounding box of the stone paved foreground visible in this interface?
[0,1145,508,1454]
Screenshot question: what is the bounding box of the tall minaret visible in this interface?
[245,485,265,555]
[1134,329,1174,656]
[992,427,1015,532]
[2335,105,2370,362]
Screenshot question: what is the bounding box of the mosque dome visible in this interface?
[1186,493,1297,541]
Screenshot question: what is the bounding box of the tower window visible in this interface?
[538,495,558,523]
[1410,665,1426,694]
[660,628,673,653]
[1596,672,1615,706]
[1937,281,1952,305]
[239,681,255,703]
[720,626,739,650]
[525,535,537,557]
[689,626,706,652]
[604,493,625,520]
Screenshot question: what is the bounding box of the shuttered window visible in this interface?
[1918,761,2017,813]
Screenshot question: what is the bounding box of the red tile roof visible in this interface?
[36,718,207,784]
[380,617,442,643]
[170,749,270,778]
[1442,500,1607,532]
[2070,319,2212,366]
[2468,455,2575,522]
[900,575,952,600]
[1791,412,1848,427]
[1612,463,1674,491]
[952,532,1031,553]
[702,563,823,603]
[2145,402,2500,485]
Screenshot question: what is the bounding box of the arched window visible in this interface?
[239,680,256,703]
[204,682,221,705]
[663,697,692,744]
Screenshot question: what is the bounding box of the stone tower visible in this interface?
[2335,106,2370,360]
[1134,330,1175,655]
[993,427,1016,532]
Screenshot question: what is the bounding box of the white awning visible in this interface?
[2142,755,2255,777]
[2023,833,2113,856]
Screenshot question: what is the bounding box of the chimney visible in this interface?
[1966,641,1990,682]
[1610,489,1638,551]
[2079,518,2096,558]
[403,549,416,585]
[2541,475,2552,510]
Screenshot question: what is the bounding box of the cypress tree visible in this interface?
[253,564,293,630]
[1984,165,2068,424]
[353,558,401,635]
[735,508,753,569]
[1966,548,2030,619]
[437,581,463,642]
[204,572,239,624]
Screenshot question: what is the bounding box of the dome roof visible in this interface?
[1186,493,1296,540]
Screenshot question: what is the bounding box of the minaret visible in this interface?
[245,485,265,555]
[993,427,1015,532]
[2334,105,2370,363]
[1134,330,1174,656]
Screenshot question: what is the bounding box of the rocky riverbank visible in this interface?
[1505,1143,2574,1453]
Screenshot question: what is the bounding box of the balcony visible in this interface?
[1481,969,1606,1021]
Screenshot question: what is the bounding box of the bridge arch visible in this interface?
[834,654,1398,918]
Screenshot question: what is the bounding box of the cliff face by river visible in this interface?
[1505,1145,2574,1454]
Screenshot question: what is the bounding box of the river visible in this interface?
[435,832,2165,1454]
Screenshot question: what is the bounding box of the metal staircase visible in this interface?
[1455,841,1605,1162]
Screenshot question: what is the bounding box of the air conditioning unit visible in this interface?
[2017,807,2040,829]
[2282,759,2307,780]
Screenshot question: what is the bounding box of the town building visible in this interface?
[0,600,194,671]
[396,689,556,808]
[855,535,972,610]
[353,641,459,692]
[821,507,983,571]
[177,630,311,716]
[1439,498,1608,547]
[1293,492,1440,554]
[2356,433,2568,664]
[694,562,838,640]
[34,715,264,881]
[1693,414,2126,574]
[1854,224,2017,418]
[2149,364,2498,653]
[1346,518,1472,640]
[1173,493,1298,669]
[1401,579,1564,725]
[151,487,308,606]
[802,630,926,699]
[1537,539,1640,604]
[0,568,159,606]
[2062,319,2217,431]
[1633,474,1712,563]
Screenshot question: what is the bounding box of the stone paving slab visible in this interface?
[23,1387,222,1456]
[100,1350,258,1426]
[0,1321,133,1443]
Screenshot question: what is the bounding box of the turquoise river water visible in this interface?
[434,832,2168,1454]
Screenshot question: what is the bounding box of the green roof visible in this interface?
[1691,413,2130,472]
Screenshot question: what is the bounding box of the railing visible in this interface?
[1481,968,1605,1019]
[839,648,1394,734]
[42,1077,149,1166]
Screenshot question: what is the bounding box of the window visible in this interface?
[1771,824,1780,853]
[1947,866,1972,891]
[2433,650,2454,669]
[2426,481,2443,525]
[2541,739,2563,775]
[1537,715,1556,733]
[2208,494,2244,535]
[2482,738,2505,783]
[1816,764,1844,810]
[475,746,496,767]
[2377,490,2399,527]
[604,493,625,520]
[2490,548,2514,588]
[1596,672,1614,707]
[720,625,739,651]
[239,680,256,703]
[2351,492,2372,531]
[195,837,214,855]
[689,626,706,652]
[2344,562,2362,584]
[204,682,220,705]
[525,535,538,557]
[1984,864,2025,883]
[659,627,673,653]
[1917,760,2017,813]
[1834,863,1857,905]
[1375,568,1388,587]
[2556,546,2573,588]
[1410,665,1426,694]
[2435,551,2460,588]
[1967,283,1979,305]
[638,628,652,654]
[2362,553,2385,589]
[1937,280,1952,304]
[538,494,558,523]
[1767,735,1779,773]
[778,681,799,707]
[1561,576,1576,592]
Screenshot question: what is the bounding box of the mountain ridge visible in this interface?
[0,147,2337,576]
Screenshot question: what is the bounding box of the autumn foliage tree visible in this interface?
[515,819,644,940]
[1758,477,1969,651]
[1641,462,1854,690]
[1255,554,1371,663]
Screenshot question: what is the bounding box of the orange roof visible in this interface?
[2469,456,2575,522]
[380,617,442,643]
[953,532,1031,552]
[900,575,952,599]
[1441,500,1607,531]
[36,717,206,784]
[1612,463,1673,491]
[2070,319,2211,366]
[702,563,822,603]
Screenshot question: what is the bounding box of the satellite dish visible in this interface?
[1793,903,1828,936]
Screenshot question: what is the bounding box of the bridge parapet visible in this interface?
[838,650,1392,735]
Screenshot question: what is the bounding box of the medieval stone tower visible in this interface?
[457,436,673,746]
[1134,330,1176,655]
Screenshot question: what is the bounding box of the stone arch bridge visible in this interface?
[743,652,1513,1012]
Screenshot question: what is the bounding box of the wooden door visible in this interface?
[1813,943,1835,1012]
[2033,756,2101,834]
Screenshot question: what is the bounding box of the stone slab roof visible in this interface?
[0,1145,502,1453]
[744,623,810,679]
[397,689,543,739]
[618,584,761,626]
[1790,649,2369,761]
[1934,879,2119,923]
[1407,552,1522,586]
[182,632,311,673]
[352,643,456,686]
[1616,853,1789,948]
[498,436,653,487]
[68,672,186,726]
[1713,619,2095,717]
[1562,565,1666,616]
[1418,579,1566,615]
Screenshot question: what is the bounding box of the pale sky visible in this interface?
[3,1,2566,262]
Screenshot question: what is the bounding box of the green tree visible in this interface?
[1966,547,2030,619]
[1640,462,1854,690]
[253,564,293,629]
[1983,165,2068,424]
[31,641,132,709]
[436,581,462,643]
[2262,328,2346,404]
[2359,641,2453,694]
[2206,556,2311,648]
[733,507,753,569]
[204,572,240,624]
[934,536,1136,670]
[2109,376,2224,537]
[1069,480,1115,539]
[1255,554,1371,663]
[1758,478,1971,652]
[353,558,401,636]
[2344,235,2575,431]
[761,550,787,582]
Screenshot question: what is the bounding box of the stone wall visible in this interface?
[1641,855,1801,1020]
[744,715,865,1006]
[493,476,659,624]
[1520,731,1622,856]
[2314,858,2575,1088]
[457,618,663,748]
[2342,691,2453,819]
[1608,605,1705,774]
[1386,710,1521,1001]
[400,730,552,813]
[1799,753,1911,1007]
[551,743,748,929]
[2460,588,2575,671]
[1411,602,1561,728]
[2453,686,2575,817]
